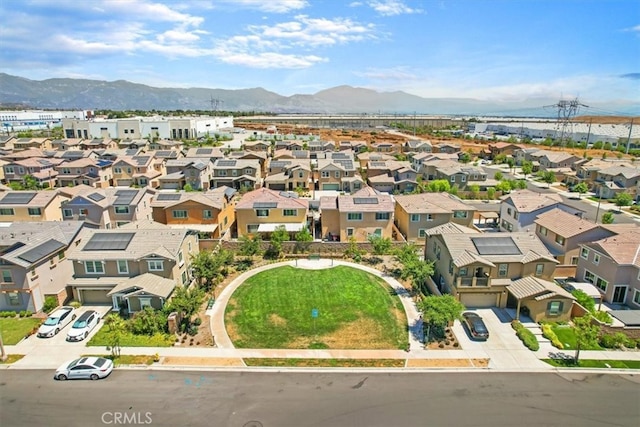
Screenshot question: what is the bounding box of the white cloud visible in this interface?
[215,0,308,13]
[354,66,419,81]
[367,1,422,16]
[211,49,326,68]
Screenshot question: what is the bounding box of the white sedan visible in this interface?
[37,306,76,338]
[54,357,114,381]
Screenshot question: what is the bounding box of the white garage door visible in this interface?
[322,183,340,191]
[80,289,111,305]
[460,293,499,308]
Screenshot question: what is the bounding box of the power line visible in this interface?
[544,98,588,146]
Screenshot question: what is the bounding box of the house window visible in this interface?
[139,298,152,310]
[539,226,548,236]
[203,210,213,219]
[0,208,14,216]
[335,171,340,178]
[117,260,128,274]
[459,267,468,276]
[547,301,563,316]
[513,211,519,220]
[6,292,21,306]
[298,171,304,178]
[425,214,433,221]
[453,211,467,219]
[555,235,565,245]
[570,256,579,265]
[178,250,184,267]
[596,277,608,292]
[449,260,454,274]
[283,209,297,217]
[218,170,227,176]
[346,228,354,237]
[418,229,426,238]
[450,176,456,183]
[633,290,640,306]
[27,208,42,216]
[181,270,188,286]
[593,254,600,265]
[535,264,544,276]
[580,247,589,259]
[1,270,12,283]
[247,224,259,234]
[321,171,330,178]
[376,212,390,220]
[63,208,72,217]
[347,213,362,221]
[114,206,129,214]
[114,167,122,174]
[507,208,512,215]
[244,168,253,175]
[256,209,269,217]
[79,208,87,216]
[5,166,14,174]
[172,210,188,219]
[410,214,420,222]
[498,264,508,277]
[584,270,595,284]
[85,261,104,274]
[147,260,164,271]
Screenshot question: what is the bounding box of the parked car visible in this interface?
[66,310,100,342]
[54,356,114,381]
[37,306,76,338]
[462,312,489,341]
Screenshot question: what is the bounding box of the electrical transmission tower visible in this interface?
[544,98,588,146]
[209,95,224,114]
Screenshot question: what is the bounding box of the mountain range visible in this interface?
[0,73,637,116]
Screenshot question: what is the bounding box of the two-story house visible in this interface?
[316,157,362,192]
[0,190,69,221]
[394,193,475,243]
[150,186,237,239]
[320,187,394,242]
[60,187,155,229]
[594,165,640,199]
[0,221,85,312]
[499,189,583,232]
[403,140,432,153]
[79,138,118,150]
[2,157,61,188]
[184,147,224,162]
[366,160,418,193]
[112,155,164,188]
[210,158,262,190]
[538,152,582,170]
[235,188,309,238]
[148,139,184,152]
[264,159,313,191]
[66,221,198,312]
[55,158,113,188]
[160,158,212,190]
[487,142,521,159]
[12,137,52,151]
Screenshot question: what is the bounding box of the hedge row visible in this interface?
[512,320,540,351]
[541,324,564,349]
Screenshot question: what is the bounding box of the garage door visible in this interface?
[80,289,111,305]
[322,183,340,191]
[460,293,499,308]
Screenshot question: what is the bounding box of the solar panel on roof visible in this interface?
[18,239,65,263]
[0,192,37,205]
[196,148,211,155]
[253,202,277,209]
[125,149,139,156]
[353,197,378,205]
[156,150,172,157]
[87,192,106,202]
[114,190,138,205]
[471,237,522,256]
[134,156,150,165]
[84,232,135,251]
[217,160,237,167]
[157,193,181,201]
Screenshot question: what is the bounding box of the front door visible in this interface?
[612,286,627,304]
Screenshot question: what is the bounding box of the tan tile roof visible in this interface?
[395,193,474,214]
[507,276,574,300]
[501,189,563,213]
[107,273,176,298]
[424,223,479,236]
[151,187,233,210]
[534,208,599,238]
[235,188,308,210]
[585,231,640,265]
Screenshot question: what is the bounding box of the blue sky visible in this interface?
[1,0,639,104]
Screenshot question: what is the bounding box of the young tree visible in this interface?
[601,211,615,224]
[521,161,533,179]
[426,179,451,193]
[104,313,126,357]
[515,180,527,190]
[494,171,503,181]
[368,234,392,255]
[167,286,205,327]
[573,315,599,364]
[506,157,515,174]
[395,243,434,293]
[541,171,556,188]
[459,152,471,164]
[469,184,480,200]
[573,182,589,198]
[418,295,465,342]
[266,225,290,258]
[614,192,633,212]
[487,187,496,200]
[238,234,262,256]
[190,249,234,291]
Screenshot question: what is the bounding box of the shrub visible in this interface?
[600,333,636,349]
[541,324,563,349]
[571,289,595,313]
[592,310,613,324]
[19,310,33,318]
[512,320,540,351]
[0,311,17,318]
[69,301,81,309]
[128,308,168,335]
[43,296,58,313]
[192,317,202,327]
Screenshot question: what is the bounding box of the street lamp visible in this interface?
[594,188,603,223]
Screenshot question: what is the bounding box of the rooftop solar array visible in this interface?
[253,202,277,209]
[471,237,522,256]
[61,151,84,159]
[87,192,106,202]
[125,149,139,156]
[18,239,66,263]
[0,192,37,205]
[196,148,212,155]
[114,190,138,206]
[134,156,150,165]
[335,160,354,169]
[353,197,378,205]
[96,159,113,167]
[155,150,173,157]
[156,193,182,201]
[217,160,237,167]
[84,232,135,251]
[370,161,387,167]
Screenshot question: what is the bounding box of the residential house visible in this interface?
[60,187,155,229]
[55,158,113,188]
[576,229,640,306]
[184,147,224,162]
[79,138,118,150]
[243,140,272,153]
[210,158,262,190]
[534,209,616,266]
[0,221,85,312]
[228,150,269,176]
[308,140,336,153]
[51,138,83,151]
[160,158,212,190]
[320,187,394,242]
[0,136,15,151]
[149,150,181,161]
[148,139,184,151]
[394,193,475,243]
[2,157,60,188]
[316,156,362,192]
[118,139,149,151]
[12,137,52,151]
[366,160,418,193]
[150,186,237,238]
[66,221,198,311]
[403,140,432,153]
[371,141,398,154]
[112,155,164,187]
[499,189,583,232]
[339,140,368,152]
[54,149,100,162]
[426,230,572,321]
[433,143,460,154]
[356,152,395,169]
[264,159,313,191]
[0,190,69,221]
[235,188,309,238]
[594,165,640,199]
[434,164,488,189]
[487,142,521,159]
[514,147,542,166]
[273,149,311,161]
[538,151,581,170]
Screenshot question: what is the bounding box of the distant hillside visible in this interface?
[0,73,637,116]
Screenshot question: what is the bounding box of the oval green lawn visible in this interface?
[225,265,407,349]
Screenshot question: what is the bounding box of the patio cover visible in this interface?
[257,223,305,232]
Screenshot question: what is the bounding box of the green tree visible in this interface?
[190,249,234,291]
[469,184,480,199]
[601,211,615,224]
[183,183,194,192]
[487,187,496,200]
[426,179,451,192]
[573,182,589,198]
[541,171,556,188]
[266,225,289,258]
[506,157,515,173]
[459,152,471,164]
[395,243,434,293]
[521,161,533,179]
[573,315,599,364]
[238,234,262,256]
[494,171,503,181]
[104,313,126,357]
[614,192,633,212]
[344,236,363,261]
[515,180,527,190]
[294,226,313,253]
[23,175,40,190]
[368,234,392,255]
[418,295,465,342]
[167,286,205,327]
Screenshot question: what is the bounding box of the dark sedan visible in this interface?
[462,312,489,341]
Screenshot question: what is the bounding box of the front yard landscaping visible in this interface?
[244,358,406,368]
[0,317,43,345]
[550,323,601,350]
[225,265,408,349]
[87,329,174,347]
[543,358,640,369]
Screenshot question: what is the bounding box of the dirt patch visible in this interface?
[269,313,287,327]
[174,300,214,348]
[406,358,489,368]
[297,317,392,350]
[425,326,461,350]
[161,357,244,367]
[244,358,405,368]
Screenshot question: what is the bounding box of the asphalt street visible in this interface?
[1,370,638,427]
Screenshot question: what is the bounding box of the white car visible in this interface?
[37,306,76,338]
[54,357,114,381]
[66,310,100,342]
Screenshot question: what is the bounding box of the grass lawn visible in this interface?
[551,324,601,350]
[244,358,405,368]
[87,328,174,347]
[0,317,43,345]
[225,265,408,349]
[84,354,156,366]
[543,359,640,369]
[0,354,25,364]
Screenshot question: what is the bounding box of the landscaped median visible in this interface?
[543,358,640,369]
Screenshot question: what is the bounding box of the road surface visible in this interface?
[1,370,638,427]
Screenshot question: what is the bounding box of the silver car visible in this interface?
[66,310,100,342]
[37,306,76,338]
[54,357,114,381]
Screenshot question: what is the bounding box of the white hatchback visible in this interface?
[37,306,77,338]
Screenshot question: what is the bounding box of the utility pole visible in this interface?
[544,98,588,147]
[625,118,635,154]
[209,95,223,115]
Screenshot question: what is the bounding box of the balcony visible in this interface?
[455,274,490,287]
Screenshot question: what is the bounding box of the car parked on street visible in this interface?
[54,357,113,381]
[37,306,77,338]
[462,312,490,341]
[66,310,100,342]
